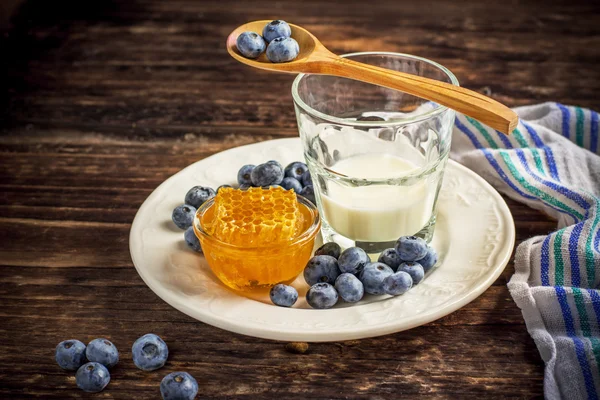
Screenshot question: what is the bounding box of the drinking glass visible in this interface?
[292,52,458,253]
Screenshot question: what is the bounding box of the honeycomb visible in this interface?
[207,186,304,246]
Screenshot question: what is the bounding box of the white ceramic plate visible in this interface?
[130,138,515,342]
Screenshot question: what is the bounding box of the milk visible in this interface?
[319,154,436,242]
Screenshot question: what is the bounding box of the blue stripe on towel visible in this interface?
[557,103,571,139]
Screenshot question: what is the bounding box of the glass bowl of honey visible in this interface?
[193,187,321,292]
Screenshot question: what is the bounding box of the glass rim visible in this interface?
[291,51,460,127]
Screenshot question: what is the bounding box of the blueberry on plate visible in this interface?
[237,164,256,186]
[160,371,198,400]
[314,242,341,259]
[76,362,110,393]
[251,162,284,187]
[172,204,196,230]
[280,177,303,193]
[184,227,202,253]
[236,31,266,59]
[301,170,313,187]
[395,235,428,261]
[359,262,394,295]
[338,247,369,275]
[269,284,298,307]
[306,283,338,309]
[86,338,119,368]
[217,184,232,193]
[262,19,292,43]
[239,183,251,190]
[132,333,169,371]
[398,261,425,285]
[303,255,340,286]
[383,271,413,296]
[378,248,402,271]
[266,160,283,169]
[266,37,299,63]
[284,161,309,181]
[55,339,87,371]
[184,186,216,208]
[299,185,316,204]
[417,245,438,272]
[335,273,364,303]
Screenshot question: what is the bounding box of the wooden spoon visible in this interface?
[226,20,517,134]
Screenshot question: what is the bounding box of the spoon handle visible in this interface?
[323,56,517,134]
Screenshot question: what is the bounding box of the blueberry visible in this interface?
[338,247,369,275]
[160,372,198,400]
[236,31,266,59]
[172,204,196,230]
[280,177,303,193]
[417,246,438,272]
[239,183,251,190]
[269,284,298,307]
[303,255,340,286]
[266,160,283,169]
[184,227,201,253]
[383,271,413,295]
[306,283,338,309]
[184,186,215,208]
[299,185,316,204]
[251,162,284,187]
[395,236,428,261]
[334,273,364,303]
[398,261,425,285]
[378,248,402,271]
[359,262,394,295]
[237,164,256,186]
[76,362,110,393]
[266,37,299,63]
[301,170,313,187]
[132,333,169,371]
[86,338,119,369]
[55,339,87,370]
[284,161,309,181]
[217,184,232,193]
[262,19,292,43]
[314,242,341,259]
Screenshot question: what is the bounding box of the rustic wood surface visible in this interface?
[1,0,599,398]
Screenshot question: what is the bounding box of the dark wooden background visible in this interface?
[1,0,599,398]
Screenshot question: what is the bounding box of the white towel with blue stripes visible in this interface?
[451,102,600,400]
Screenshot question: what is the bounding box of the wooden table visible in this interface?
[1,0,599,398]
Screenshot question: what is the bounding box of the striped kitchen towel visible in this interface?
[451,102,600,400]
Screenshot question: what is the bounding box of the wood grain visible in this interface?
[1,0,599,398]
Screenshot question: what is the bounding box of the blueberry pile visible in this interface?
[172,186,216,254]
[55,334,197,399]
[236,20,299,63]
[270,236,439,309]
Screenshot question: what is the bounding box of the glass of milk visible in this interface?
[291,52,458,252]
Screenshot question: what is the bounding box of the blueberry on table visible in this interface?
[314,242,341,259]
[262,19,292,43]
[359,262,394,295]
[184,186,215,208]
[338,247,369,275]
[398,261,425,285]
[383,271,413,296]
[184,227,202,253]
[55,339,87,371]
[299,185,316,204]
[303,255,340,286]
[251,162,284,187]
[378,248,402,271]
[270,284,298,307]
[172,204,196,230]
[266,37,299,63]
[160,371,199,400]
[237,164,256,186]
[395,236,428,261]
[236,31,266,59]
[284,161,309,181]
[306,283,339,309]
[280,177,303,193]
[417,245,438,272]
[335,273,364,303]
[86,338,119,368]
[301,170,313,187]
[76,362,110,393]
[132,333,169,371]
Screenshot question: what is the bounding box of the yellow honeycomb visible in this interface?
[207,187,304,246]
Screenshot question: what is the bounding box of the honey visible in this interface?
[195,187,320,291]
